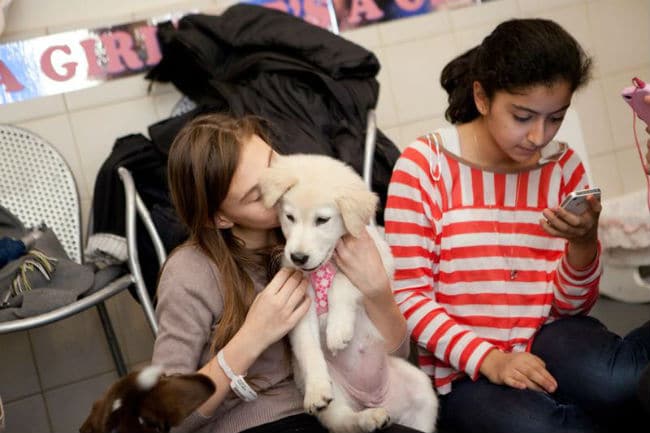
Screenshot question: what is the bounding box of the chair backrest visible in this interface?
[0,125,82,263]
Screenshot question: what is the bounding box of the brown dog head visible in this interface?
[80,366,215,433]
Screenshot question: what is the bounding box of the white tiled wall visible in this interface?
[1,0,649,431]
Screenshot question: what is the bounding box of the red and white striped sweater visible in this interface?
[384,128,601,395]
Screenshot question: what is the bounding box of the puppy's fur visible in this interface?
[80,366,214,433]
[260,154,438,433]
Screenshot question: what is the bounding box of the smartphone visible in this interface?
[560,187,601,215]
[621,77,650,126]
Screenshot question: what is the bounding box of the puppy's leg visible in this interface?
[290,300,333,414]
[383,357,438,433]
[317,382,391,433]
[326,273,362,354]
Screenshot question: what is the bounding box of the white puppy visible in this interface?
[259,154,437,433]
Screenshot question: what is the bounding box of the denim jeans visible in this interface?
[438,316,650,433]
[241,413,426,433]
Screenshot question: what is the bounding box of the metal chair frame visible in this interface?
[0,125,164,377]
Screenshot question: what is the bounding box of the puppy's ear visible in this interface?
[259,164,297,208]
[79,370,141,433]
[141,374,215,427]
[336,189,378,237]
[79,399,112,433]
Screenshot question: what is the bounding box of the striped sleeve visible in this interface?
[551,150,602,316]
[384,142,495,380]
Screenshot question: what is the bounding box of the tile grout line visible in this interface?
[26,331,54,433]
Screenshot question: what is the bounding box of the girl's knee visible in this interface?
[439,389,596,433]
[539,316,604,341]
[528,400,596,433]
[573,371,638,410]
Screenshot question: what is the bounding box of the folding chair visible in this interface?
[104,95,198,309]
[0,124,164,377]
[81,95,195,339]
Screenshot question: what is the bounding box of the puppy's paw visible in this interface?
[303,379,333,414]
[326,321,354,354]
[357,407,391,432]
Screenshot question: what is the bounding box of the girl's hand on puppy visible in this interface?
[333,227,390,300]
[240,268,310,351]
[334,228,407,353]
[480,349,558,394]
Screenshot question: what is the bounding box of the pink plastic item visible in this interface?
[622,77,650,126]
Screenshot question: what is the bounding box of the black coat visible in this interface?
[147,4,400,223]
[92,4,400,298]
[91,116,192,300]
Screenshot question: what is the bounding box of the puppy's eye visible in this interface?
[315,217,330,225]
[286,214,295,222]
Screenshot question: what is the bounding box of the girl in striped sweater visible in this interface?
[385,19,650,433]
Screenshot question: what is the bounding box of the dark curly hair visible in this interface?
[441,18,592,124]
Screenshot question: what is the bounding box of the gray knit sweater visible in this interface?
[151,245,303,433]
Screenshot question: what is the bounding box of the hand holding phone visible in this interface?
[542,187,601,250]
[622,77,650,126]
[560,187,602,215]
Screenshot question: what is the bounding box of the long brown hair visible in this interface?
[167,113,276,354]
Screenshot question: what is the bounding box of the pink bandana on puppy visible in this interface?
[309,261,336,315]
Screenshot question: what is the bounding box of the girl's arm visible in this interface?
[540,155,602,316]
[154,260,309,425]
[199,268,309,415]
[195,326,267,416]
[333,229,408,354]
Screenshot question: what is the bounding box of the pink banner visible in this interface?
[0,1,487,105]
[0,16,181,104]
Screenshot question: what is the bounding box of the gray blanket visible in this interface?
[0,207,95,322]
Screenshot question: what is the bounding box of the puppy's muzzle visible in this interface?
[290,252,309,266]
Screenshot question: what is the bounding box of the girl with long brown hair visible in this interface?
[151,113,414,433]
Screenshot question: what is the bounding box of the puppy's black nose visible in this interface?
[290,252,309,266]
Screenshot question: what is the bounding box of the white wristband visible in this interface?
[216,350,258,402]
